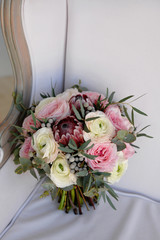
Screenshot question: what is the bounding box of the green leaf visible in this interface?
[118,95,134,103]
[139,125,151,133]
[62,185,74,191]
[123,133,136,143]
[106,194,116,210]
[81,152,97,160]
[43,164,50,174]
[13,156,20,165]
[104,183,119,200]
[132,107,147,116]
[31,110,37,127]
[80,99,85,118]
[84,188,98,198]
[92,171,111,177]
[137,133,153,138]
[131,108,134,125]
[15,166,23,174]
[20,158,32,171]
[117,130,128,140]
[111,138,126,151]
[84,123,90,133]
[68,139,78,151]
[85,117,100,122]
[123,106,132,123]
[51,82,56,97]
[40,190,50,198]
[59,146,75,153]
[12,125,24,133]
[106,88,109,99]
[108,91,115,103]
[42,178,55,190]
[85,144,94,151]
[72,104,82,120]
[50,188,58,200]
[79,139,91,150]
[30,168,38,179]
[130,143,140,149]
[76,169,88,177]
[85,175,93,192]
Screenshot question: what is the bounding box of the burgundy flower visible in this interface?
[69,94,93,115]
[53,116,84,146]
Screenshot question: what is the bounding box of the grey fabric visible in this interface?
[2,185,160,240]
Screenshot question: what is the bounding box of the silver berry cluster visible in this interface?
[65,153,88,174]
[41,118,56,128]
[83,102,95,115]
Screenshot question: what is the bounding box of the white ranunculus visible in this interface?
[56,88,79,101]
[107,152,128,184]
[50,154,77,188]
[32,127,58,163]
[83,111,115,142]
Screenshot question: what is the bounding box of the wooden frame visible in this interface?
[0,0,32,168]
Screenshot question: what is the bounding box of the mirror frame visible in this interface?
[0,0,32,168]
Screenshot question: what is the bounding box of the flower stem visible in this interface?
[58,190,66,210]
[77,186,90,211]
[68,191,78,215]
[75,188,82,215]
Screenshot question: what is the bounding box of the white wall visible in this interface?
[23,0,67,103]
[65,0,160,199]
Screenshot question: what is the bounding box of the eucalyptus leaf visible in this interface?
[20,158,32,171]
[42,178,56,190]
[59,146,75,153]
[117,130,128,140]
[76,169,88,177]
[30,168,38,179]
[123,133,136,143]
[84,188,98,198]
[72,104,82,120]
[84,123,90,133]
[106,194,116,210]
[132,107,147,116]
[79,139,91,150]
[137,133,153,138]
[31,110,37,127]
[62,185,74,191]
[118,95,134,103]
[108,91,115,103]
[81,152,97,160]
[85,117,100,122]
[80,99,85,118]
[123,106,132,123]
[15,166,23,174]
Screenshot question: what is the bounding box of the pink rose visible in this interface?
[22,114,41,136]
[19,137,33,159]
[123,143,135,159]
[105,105,133,131]
[35,98,70,121]
[86,142,118,172]
[84,91,108,108]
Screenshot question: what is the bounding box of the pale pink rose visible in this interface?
[86,142,118,172]
[123,143,135,159]
[22,114,41,136]
[105,105,133,131]
[35,98,70,121]
[19,137,33,159]
[84,91,108,108]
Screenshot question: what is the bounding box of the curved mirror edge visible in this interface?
[0,0,32,168]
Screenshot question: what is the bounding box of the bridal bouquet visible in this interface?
[11,82,151,214]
